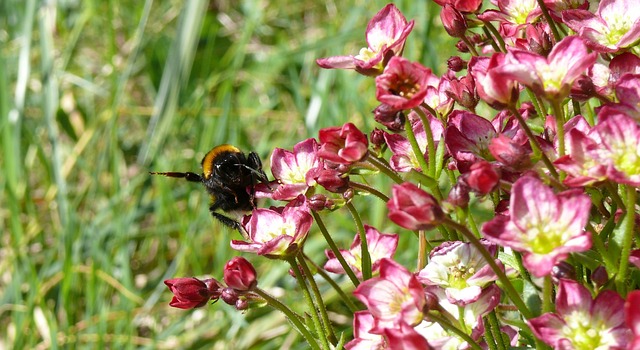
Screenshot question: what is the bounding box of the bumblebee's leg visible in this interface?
[209,211,243,232]
[247,152,269,184]
[150,171,203,183]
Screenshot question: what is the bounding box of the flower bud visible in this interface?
[370,128,387,148]
[461,161,500,195]
[318,123,369,165]
[224,257,258,291]
[387,183,444,230]
[440,4,467,38]
[551,262,575,285]
[447,56,467,72]
[373,103,406,132]
[235,298,249,310]
[591,266,608,287]
[221,288,240,306]
[309,167,350,193]
[446,183,470,208]
[164,277,222,309]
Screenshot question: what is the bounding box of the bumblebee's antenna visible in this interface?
[149,171,203,183]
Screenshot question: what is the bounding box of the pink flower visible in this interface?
[316,4,414,76]
[481,176,592,277]
[423,72,455,117]
[556,110,640,186]
[353,258,426,330]
[488,134,533,172]
[444,110,498,173]
[266,138,320,201]
[562,0,640,53]
[625,291,640,350]
[591,110,640,185]
[478,0,542,32]
[324,225,399,279]
[231,196,313,258]
[318,123,369,165]
[417,240,501,305]
[468,53,519,109]
[387,183,444,231]
[344,311,387,350]
[164,277,223,309]
[223,257,257,291]
[375,57,433,110]
[499,36,597,102]
[445,73,478,110]
[529,279,631,349]
[612,74,640,119]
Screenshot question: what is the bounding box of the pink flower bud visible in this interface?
[446,183,470,208]
[447,56,466,72]
[308,167,350,193]
[318,123,369,165]
[224,257,258,291]
[164,277,222,309]
[591,266,608,287]
[387,183,444,230]
[440,4,467,38]
[370,128,387,147]
[221,288,239,306]
[373,103,405,132]
[461,161,500,195]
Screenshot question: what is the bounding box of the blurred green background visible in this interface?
[1,0,455,348]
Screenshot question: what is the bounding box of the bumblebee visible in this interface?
[151,144,269,231]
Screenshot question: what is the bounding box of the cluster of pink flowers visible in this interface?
[164,1,640,349]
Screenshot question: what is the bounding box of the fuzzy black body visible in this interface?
[151,144,269,231]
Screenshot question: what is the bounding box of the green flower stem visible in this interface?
[526,88,546,120]
[312,210,360,287]
[508,106,559,179]
[350,181,389,202]
[487,311,507,350]
[615,185,637,295]
[297,254,338,344]
[427,311,483,350]
[586,223,616,273]
[346,202,372,280]
[418,230,427,270]
[365,153,403,184]
[550,100,566,158]
[443,218,534,320]
[542,276,554,314]
[405,116,431,177]
[605,181,625,211]
[484,321,499,350]
[413,106,437,180]
[482,21,506,53]
[254,288,321,350]
[303,254,359,312]
[464,207,481,238]
[481,26,502,55]
[513,251,533,285]
[460,35,479,56]
[286,256,331,350]
[535,0,561,42]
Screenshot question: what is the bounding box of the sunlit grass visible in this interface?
[0,1,455,348]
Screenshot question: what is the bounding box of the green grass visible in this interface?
[0,1,455,348]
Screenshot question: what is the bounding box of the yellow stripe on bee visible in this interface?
[201,144,241,179]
